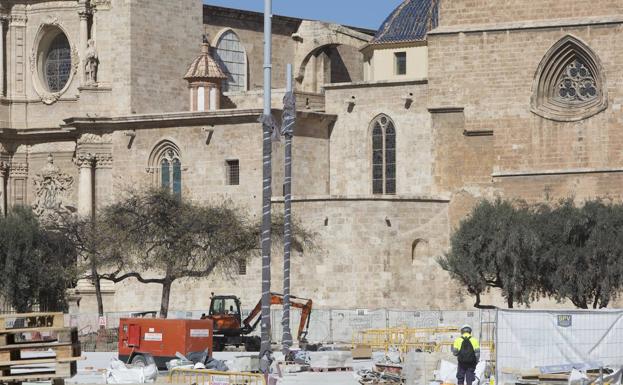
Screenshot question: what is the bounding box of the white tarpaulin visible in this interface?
[496,309,623,381]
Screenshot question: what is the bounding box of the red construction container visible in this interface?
[118,317,213,369]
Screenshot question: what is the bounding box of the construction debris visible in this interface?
[105,358,158,384]
[309,351,353,370]
[355,369,403,384]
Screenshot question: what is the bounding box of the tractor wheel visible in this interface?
[213,339,225,352]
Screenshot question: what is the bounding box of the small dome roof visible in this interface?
[370,0,439,44]
[184,43,227,81]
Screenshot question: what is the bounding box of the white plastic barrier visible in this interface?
[496,309,623,383]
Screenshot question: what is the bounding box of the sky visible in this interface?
[203,0,404,30]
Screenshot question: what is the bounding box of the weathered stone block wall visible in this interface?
[325,81,433,197]
[271,116,331,197]
[106,197,457,312]
[130,0,203,114]
[428,23,623,204]
[330,45,364,84]
[111,121,262,209]
[438,0,623,26]
[203,6,299,91]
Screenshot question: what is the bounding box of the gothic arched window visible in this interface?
[371,115,396,195]
[531,35,607,122]
[215,30,247,92]
[149,141,182,198]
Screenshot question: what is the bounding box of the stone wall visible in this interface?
[130,0,203,114]
[203,5,300,91]
[102,196,456,312]
[437,0,623,27]
[324,81,433,197]
[428,19,623,206]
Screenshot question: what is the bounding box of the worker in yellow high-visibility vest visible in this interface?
[451,325,480,385]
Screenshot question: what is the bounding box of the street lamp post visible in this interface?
[259,0,273,376]
[281,64,295,356]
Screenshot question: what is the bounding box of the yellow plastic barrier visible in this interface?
[352,326,494,356]
[168,368,266,385]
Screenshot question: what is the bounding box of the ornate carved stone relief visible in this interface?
[8,163,28,177]
[73,153,95,168]
[95,153,113,169]
[77,133,112,145]
[32,154,74,224]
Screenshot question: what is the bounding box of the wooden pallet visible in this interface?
[310,366,353,372]
[0,313,81,384]
[0,313,64,332]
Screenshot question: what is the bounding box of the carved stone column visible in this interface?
[0,17,7,96]
[8,12,27,99]
[78,10,89,84]
[0,161,8,216]
[94,153,112,212]
[75,153,94,218]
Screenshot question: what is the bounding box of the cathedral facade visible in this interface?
[0,0,621,312]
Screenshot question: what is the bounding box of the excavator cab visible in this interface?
[207,295,243,335]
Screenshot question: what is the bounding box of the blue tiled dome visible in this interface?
[371,0,439,44]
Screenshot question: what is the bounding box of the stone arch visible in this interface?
[148,139,181,169]
[531,35,607,122]
[293,21,371,92]
[411,238,430,265]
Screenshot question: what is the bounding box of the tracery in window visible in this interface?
[44,33,71,92]
[556,60,597,102]
[371,115,396,195]
[215,30,247,92]
[149,141,182,198]
[531,35,607,122]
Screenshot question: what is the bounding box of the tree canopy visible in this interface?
[81,188,314,318]
[0,207,76,312]
[439,198,623,309]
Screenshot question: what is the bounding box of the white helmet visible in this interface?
[460,324,472,333]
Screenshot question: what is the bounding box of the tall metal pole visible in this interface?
[281,64,295,356]
[259,0,273,375]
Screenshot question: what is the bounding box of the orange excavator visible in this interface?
[203,292,313,352]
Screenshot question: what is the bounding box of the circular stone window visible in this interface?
[42,31,71,92]
[32,25,76,103]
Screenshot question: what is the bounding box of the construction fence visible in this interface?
[66,308,495,352]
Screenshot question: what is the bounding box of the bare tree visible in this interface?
[98,189,259,318]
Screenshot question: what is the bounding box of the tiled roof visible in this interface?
[184,43,227,81]
[370,0,439,44]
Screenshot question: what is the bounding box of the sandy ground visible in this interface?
[66,351,374,385]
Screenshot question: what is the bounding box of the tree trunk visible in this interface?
[473,293,496,309]
[507,293,514,309]
[91,260,104,318]
[160,280,172,319]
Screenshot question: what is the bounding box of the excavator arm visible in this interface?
[242,292,313,342]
